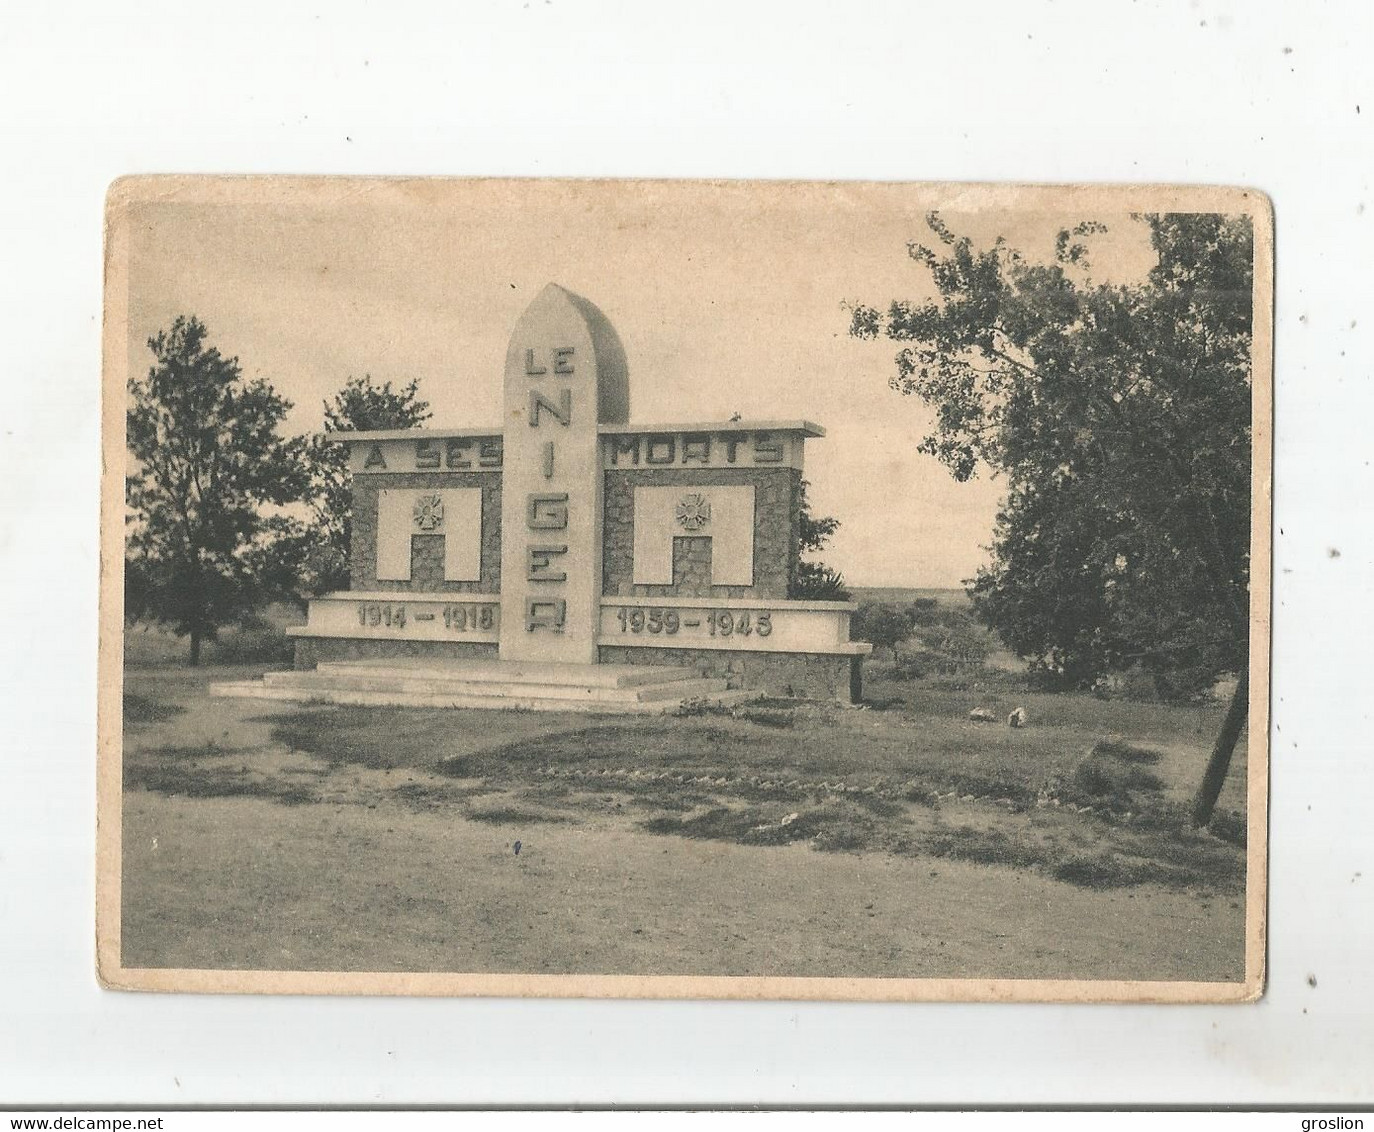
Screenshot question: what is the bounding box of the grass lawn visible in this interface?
[118,662,1250,981]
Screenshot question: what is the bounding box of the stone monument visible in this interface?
[212,284,870,712]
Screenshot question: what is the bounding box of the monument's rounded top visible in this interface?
[509,283,630,425]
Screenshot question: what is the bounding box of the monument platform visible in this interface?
[209,658,761,714]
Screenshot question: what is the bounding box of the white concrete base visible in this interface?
[209,658,762,714]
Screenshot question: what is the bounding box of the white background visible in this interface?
[1,0,1371,1107]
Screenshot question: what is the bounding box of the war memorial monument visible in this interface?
[106,183,1264,999]
[213,283,870,712]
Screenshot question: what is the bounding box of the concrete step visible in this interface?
[260,669,731,703]
[213,658,757,714]
[209,678,759,715]
[313,658,699,689]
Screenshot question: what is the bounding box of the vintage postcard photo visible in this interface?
[97,178,1270,1000]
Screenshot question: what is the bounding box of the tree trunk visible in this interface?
[1191,668,1249,827]
[189,628,202,667]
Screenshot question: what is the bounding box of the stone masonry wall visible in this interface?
[602,467,800,600]
[294,636,498,669]
[598,644,860,702]
[350,473,502,593]
[668,535,712,596]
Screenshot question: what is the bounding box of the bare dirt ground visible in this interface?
[117,665,1249,982]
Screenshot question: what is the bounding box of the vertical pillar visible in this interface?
[498,284,629,664]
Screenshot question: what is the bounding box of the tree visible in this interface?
[790,479,850,600]
[300,375,432,594]
[849,212,1254,824]
[126,316,309,664]
[850,601,914,659]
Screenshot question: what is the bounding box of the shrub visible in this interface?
[1026,664,1077,692]
[215,624,294,665]
[790,562,851,601]
[858,598,1006,680]
[889,656,928,681]
[907,596,940,625]
[1066,742,1168,812]
[914,610,990,668]
[850,602,915,658]
[1070,757,1115,799]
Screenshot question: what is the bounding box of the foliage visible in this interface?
[798,478,840,555]
[907,596,939,622]
[125,316,309,663]
[850,601,914,658]
[213,610,296,666]
[1066,744,1165,814]
[850,211,1255,822]
[903,604,992,676]
[789,479,850,600]
[849,212,1253,698]
[791,561,850,601]
[301,375,432,594]
[853,597,993,677]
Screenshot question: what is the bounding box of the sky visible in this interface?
[122,180,1158,588]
